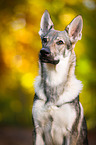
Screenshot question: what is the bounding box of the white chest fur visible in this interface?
[32,99,76,138]
[33,64,83,144]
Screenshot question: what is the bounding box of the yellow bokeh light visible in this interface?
[13,28,33,44]
[21,72,35,89]
[78,59,91,75]
[59,11,76,26]
[11,18,26,30]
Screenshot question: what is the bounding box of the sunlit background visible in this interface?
[0,0,96,132]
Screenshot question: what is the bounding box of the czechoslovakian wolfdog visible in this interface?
[32,10,88,145]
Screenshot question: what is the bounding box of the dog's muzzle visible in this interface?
[39,48,59,65]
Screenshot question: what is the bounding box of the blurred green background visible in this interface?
[0,0,96,130]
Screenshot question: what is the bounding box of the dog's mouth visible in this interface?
[39,48,59,65]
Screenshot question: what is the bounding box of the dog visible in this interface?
[32,10,88,145]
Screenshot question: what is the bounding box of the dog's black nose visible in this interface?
[40,48,50,56]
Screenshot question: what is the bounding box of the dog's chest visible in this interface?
[33,100,76,136]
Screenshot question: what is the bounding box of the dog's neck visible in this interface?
[35,52,83,104]
[41,52,76,86]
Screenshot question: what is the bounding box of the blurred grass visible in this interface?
[0,0,96,129]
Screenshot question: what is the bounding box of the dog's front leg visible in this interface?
[35,133,45,145]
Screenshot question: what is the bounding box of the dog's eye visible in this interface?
[42,38,47,43]
[56,40,64,45]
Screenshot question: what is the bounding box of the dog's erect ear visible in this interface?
[66,15,83,43]
[39,10,54,36]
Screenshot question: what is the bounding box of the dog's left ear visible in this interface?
[66,15,83,43]
[39,10,54,36]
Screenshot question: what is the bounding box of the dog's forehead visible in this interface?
[57,31,68,40]
[45,29,59,38]
[46,29,69,41]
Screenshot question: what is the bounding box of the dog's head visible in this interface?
[39,10,83,65]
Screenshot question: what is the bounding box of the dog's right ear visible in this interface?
[39,10,54,36]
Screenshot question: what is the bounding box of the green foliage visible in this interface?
[0,0,96,129]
